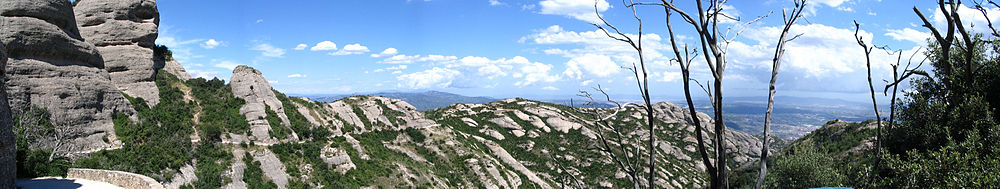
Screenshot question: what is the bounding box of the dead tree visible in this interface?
[755,1,805,189]
[579,87,644,188]
[853,21,886,154]
[591,0,659,187]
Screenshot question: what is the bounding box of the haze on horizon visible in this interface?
[153,0,999,103]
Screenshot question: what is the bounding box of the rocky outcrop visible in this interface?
[230,65,292,143]
[162,60,190,80]
[1,0,133,155]
[75,0,163,106]
[67,168,165,189]
[0,38,15,189]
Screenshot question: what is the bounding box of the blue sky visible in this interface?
[154,0,999,102]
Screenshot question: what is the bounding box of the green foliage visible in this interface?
[794,120,876,154]
[75,72,194,181]
[274,92,318,140]
[264,104,293,139]
[12,105,69,178]
[187,77,251,139]
[404,127,425,143]
[154,45,174,61]
[190,142,233,188]
[243,152,278,189]
[765,145,845,189]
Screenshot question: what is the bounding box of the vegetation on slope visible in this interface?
[75,72,194,181]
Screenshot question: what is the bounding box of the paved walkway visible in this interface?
[16,177,124,189]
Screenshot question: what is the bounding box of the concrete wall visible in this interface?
[67,168,165,189]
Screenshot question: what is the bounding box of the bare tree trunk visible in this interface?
[755,3,805,188]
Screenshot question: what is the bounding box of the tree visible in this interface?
[755,2,805,189]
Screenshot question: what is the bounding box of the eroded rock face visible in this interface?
[0,39,16,189]
[162,60,190,81]
[1,0,133,155]
[230,65,292,143]
[75,0,163,106]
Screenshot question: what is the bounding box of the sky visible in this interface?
[154,0,1000,103]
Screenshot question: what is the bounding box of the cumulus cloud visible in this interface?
[515,61,560,86]
[294,44,308,50]
[931,4,1000,36]
[538,0,609,23]
[371,48,399,58]
[521,25,671,70]
[251,43,285,57]
[287,74,307,78]
[489,0,503,6]
[563,54,620,80]
[201,39,222,49]
[722,23,927,93]
[885,28,930,44]
[310,41,338,51]
[330,43,371,55]
[397,67,462,89]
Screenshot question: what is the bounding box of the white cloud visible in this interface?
[251,43,285,57]
[287,74,307,78]
[656,71,681,82]
[373,65,408,73]
[521,25,671,70]
[885,28,930,44]
[379,54,458,64]
[310,41,338,51]
[256,19,264,23]
[371,48,399,58]
[213,60,241,70]
[538,0,609,23]
[541,86,559,90]
[563,54,621,80]
[294,44,308,50]
[515,61,560,86]
[932,4,1000,36]
[188,70,219,79]
[200,39,222,49]
[722,23,927,93]
[489,0,503,6]
[580,79,594,86]
[812,0,849,7]
[330,43,371,56]
[397,67,461,89]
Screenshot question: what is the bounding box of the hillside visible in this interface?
[306,91,497,111]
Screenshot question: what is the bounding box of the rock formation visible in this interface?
[0,38,16,189]
[230,65,293,143]
[1,0,133,155]
[74,0,163,106]
[162,60,190,80]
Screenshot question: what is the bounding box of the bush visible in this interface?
[766,145,844,189]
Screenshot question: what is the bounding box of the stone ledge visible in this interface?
[66,168,164,189]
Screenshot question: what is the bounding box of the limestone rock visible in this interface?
[75,0,163,106]
[162,60,190,81]
[0,37,16,189]
[230,65,292,143]
[1,0,133,155]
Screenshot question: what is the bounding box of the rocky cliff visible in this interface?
[230,65,295,143]
[162,60,190,81]
[0,38,15,189]
[1,0,133,155]
[74,0,163,106]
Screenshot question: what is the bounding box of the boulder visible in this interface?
[75,0,163,106]
[1,0,133,155]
